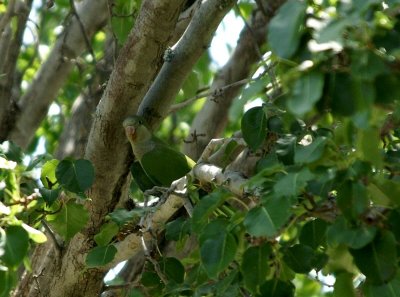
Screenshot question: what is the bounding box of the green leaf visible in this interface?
[192,191,228,233]
[337,180,369,220]
[363,272,400,297]
[282,244,327,274]
[327,217,377,249]
[244,206,277,237]
[299,219,328,249]
[241,244,271,293]
[86,244,117,268]
[0,270,16,297]
[56,159,94,194]
[199,219,237,278]
[22,223,47,244]
[94,221,119,246]
[1,225,29,268]
[315,18,352,45]
[47,200,89,241]
[294,137,328,164]
[351,50,388,80]
[241,106,268,150]
[165,217,190,241]
[334,272,356,297]
[259,279,295,297]
[330,74,357,116]
[182,71,199,98]
[287,71,324,116]
[109,208,142,226]
[111,0,136,45]
[350,231,397,285]
[244,195,292,238]
[160,257,185,284]
[267,0,306,59]
[40,159,59,189]
[273,168,314,198]
[39,187,61,206]
[356,128,383,168]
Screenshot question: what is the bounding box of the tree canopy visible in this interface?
[1,0,400,296]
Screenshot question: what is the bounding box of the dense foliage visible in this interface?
[1,0,400,296]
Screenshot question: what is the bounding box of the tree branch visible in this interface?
[137,0,237,129]
[183,0,286,160]
[8,0,109,149]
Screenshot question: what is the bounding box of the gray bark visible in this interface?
[183,0,286,160]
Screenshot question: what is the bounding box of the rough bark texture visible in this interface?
[7,0,108,149]
[55,34,115,159]
[0,0,32,141]
[183,0,287,160]
[138,0,237,129]
[12,0,186,296]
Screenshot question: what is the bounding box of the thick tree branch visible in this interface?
[14,1,187,296]
[183,0,286,160]
[138,0,237,129]
[7,0,108,149]
[0,0,32,142]
[109,161,249,267]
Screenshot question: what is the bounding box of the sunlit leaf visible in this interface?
[47,200,89,241]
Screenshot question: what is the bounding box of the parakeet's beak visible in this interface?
[125,125,136,142]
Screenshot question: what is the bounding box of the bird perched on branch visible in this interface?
[123,115,195,189]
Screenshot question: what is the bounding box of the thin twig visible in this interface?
[41,219,64,254]
[169,72,268,114]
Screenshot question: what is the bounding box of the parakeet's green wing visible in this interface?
[141,145,194,187]
[130,161,158,191]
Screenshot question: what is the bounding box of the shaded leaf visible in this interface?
[268,0,306,58]
[241,106,267,150]
[299,219,328,249]
[350,231,397,285]
[241,244,271,293]
[1,225,29,268]
[287,71,324,116]
[327,217,377,249]
[160,257,185,284]
[199,219,237,278]
[86,244,117,268]
[273,168,314,197]
[259,279,295,297]
[334,272,356,297]
[94,221,119,246]
[39,187,61,206]
[56,159,94,194]
[294,137,327,164]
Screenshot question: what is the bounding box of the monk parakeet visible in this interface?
[123,115,195,188]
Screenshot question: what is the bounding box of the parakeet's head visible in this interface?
[123,115,152,144]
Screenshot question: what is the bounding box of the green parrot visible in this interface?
[123,115,195,188]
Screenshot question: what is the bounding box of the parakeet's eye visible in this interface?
[138,120,143,125]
